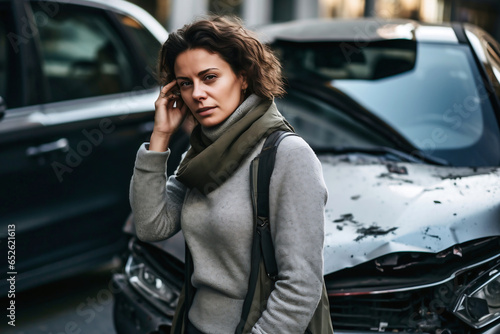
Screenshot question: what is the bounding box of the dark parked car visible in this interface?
[113,18,500,333]
[0,0,186,293]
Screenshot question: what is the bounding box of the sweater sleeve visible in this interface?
[251,136,328,334]
[130,143,187,242]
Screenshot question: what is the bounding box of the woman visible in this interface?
[130,16,328,334]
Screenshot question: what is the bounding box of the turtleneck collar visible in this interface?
[201,94,262,142]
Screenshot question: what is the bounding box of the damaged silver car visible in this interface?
[112,18,500,333]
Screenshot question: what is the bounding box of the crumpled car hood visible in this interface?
[321,154,500,275]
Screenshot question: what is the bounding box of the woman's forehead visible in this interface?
[174,48,232,77]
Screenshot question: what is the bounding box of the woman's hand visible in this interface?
[149,80,189,152]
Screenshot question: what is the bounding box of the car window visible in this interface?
[116,13,161,72]
[334,44,483,147]
[274,40,500,166]
[30,3,136,103]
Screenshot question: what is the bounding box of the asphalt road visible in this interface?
[0,261,120,334]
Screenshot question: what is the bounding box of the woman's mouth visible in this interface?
[196,106,215,116]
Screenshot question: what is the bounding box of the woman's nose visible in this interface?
[192,83,207,100]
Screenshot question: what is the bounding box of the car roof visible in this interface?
[256,18,460,44]
[25,0,168,42]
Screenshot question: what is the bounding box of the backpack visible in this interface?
[172,130,334,334]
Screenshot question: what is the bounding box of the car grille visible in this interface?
[329,285,462,333]
[326,237,500,332]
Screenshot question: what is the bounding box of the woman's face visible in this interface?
[174,48,248,128]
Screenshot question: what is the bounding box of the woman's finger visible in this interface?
[159,80,178,98]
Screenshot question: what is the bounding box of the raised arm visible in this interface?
[130,80,190,241]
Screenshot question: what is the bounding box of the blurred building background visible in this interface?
[128,0,500,41]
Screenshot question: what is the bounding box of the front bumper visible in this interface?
[112,268,500,334]
[112,273,172,334]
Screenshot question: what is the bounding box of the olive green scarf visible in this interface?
[176,98,294,195]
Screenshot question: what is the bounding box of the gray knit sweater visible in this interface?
[130,98,328,334]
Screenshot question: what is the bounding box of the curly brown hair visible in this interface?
[157,16,285,100]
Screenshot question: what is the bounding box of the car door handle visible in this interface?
[26,138,70,157]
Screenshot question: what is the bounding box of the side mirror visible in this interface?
[0,96,5,121]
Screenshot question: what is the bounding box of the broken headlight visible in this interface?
[125,255,179,315]
[453,263,500,329]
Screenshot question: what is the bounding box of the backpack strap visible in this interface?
[255,130,297,280]
[236,130,297,333]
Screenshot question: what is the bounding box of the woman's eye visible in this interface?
[204,74,217,81]
[179,81,191,87]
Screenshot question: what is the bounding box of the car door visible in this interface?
[0,0,53,291]
[0,0,165,291]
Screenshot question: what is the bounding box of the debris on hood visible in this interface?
[355,225,398,242]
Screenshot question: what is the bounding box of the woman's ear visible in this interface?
[240,71,248,90]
